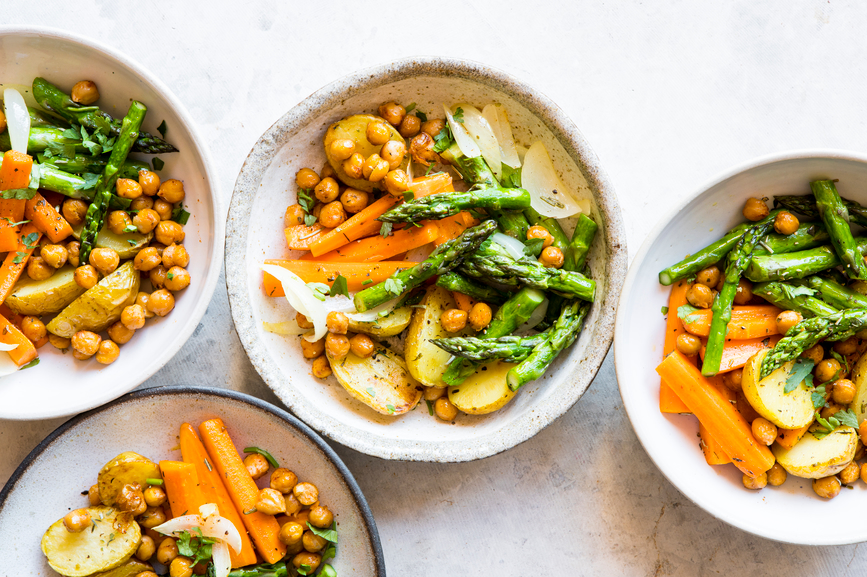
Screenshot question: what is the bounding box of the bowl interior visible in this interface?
[228,60,625,461]
[0,387,383,575]
[616,152,867,545]
[0,30,220,420]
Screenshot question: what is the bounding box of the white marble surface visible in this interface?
[4,1,867,574]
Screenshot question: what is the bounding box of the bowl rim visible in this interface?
[0,385,386,575]
[226,55,627,462]
[0,25,225,420]
[614,148,867,545]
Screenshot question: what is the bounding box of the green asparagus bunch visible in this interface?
[811,180,867,279]
[775,194,867,229]
[0,125,87,154]
[435,272,508,305]
[38,154,150,179]
[793,276,867,310]
[751,281,838,318]
[432,331,551,363]
[379,187,531,222]
[744,243,867,282]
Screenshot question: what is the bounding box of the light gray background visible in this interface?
[4,2,867,575]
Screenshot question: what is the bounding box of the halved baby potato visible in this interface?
[97,451,161,506]
[773,425,857,478]
[328,343,422,415]
[741,350,814,429]
[5,265,86,315]
[72,224,152,260]
[849,353,867,423]
[449,360,517,415]
[324,114,406,192]
[347,305,412,338]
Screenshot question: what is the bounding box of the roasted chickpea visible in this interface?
[421,118,445,137]
[280,522,305,546]
[424,386,446,401]
[27,256,54,281]
[162,243,190,269]
[49,333,71,350]
[133,208,161,234]
[832,378,857,405]
[135,292,156,319]
[325,311,348,334]
[340,188,369,214]
[136,534,156,561]
[320,163,336,180]
[435,397,459,421]
[133,247,160,272]
[840,461,860,485]
[165,266,191,292]
[293,552,321,573]
[240,453,268,480]
[834,337,859,356]
[144,485,167,507]
[314,177,340,204]
[774,211,800,235]
[138,169,160,196]
[107,210,133,235]
[816,358,843,383]
[325,333,350,360]
[303,531,327,553]
[67,239,81,267]
[695,265,721,288]
[285,204,305,227]
[270,468,298,494]
[379,102,406,127]
[296,312,314,329]
[301,338,325,359]
[21,316,46,342]
[117,483,146,515]
[767,463,787,486]
[468,302,492,331]
[539,246,564,269]
[362,154,389,182]
[364,120,390,145]
[116,178,143,200]
[256,487,287,515]
[149,265,168,289]
[382,169,410,196]
[821,402,844,419]
[329,138,356,161]
[675,333,701,356]
[775,310,803,335]
[398,114,421,138]
[802,343,824,365]
[90,248,120,276]
[527,225,554,248]
[733,279,753,305]
[74,265,99,289]
[813,475,841,499]
[157,537,179,565]
[154,199,173,221]
[147,289,175,317]
[71,80,99,104]
[108,321,135,345]
[751,418,777,445]
[62,199,88,226]
[722,368,743,392]
[87,484,101,506]
[157,179,185,204]
[284,492,302,516]
[138,506,167,528]
[155,221,185,245]
[441,308,468,332]
[120,304,146,330]
[318,201,346,229]
[743,197,770,221]
[63,508,92,532]
[311,355,332,379]
[169,556,194,577]
[742,473,768,490]
[342,153,364,179]
[380,140,407,170]
[40,244,68,269]
[409,132,438,165]
[293,482,319,506]
[308,505,333,529]
[349,334,375,358]
[686,283,714,309]
[71,330,101,359]
[296,168,321,190]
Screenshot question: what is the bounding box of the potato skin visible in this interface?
[97,451,161,506]
[772,426,858,479]
[324,114,407,192]
[405,286,472,388]
[347,306,412,337]
[6,265,86,316]
[449,360,517,415]
[328,343,422,415]
[742,350,814,429]
[849,353,867,423]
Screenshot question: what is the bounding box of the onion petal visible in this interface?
[519,298,549,331]
[443,104,480,158]
[211,541,231,577]
[0,351,19,376]
[0,342,19,352]
[492,232,525,260]
[3,88,30,154]
[262,320,307,336]
[199,503,219,519]
[153,509,242,555]
[261,264,327,342]
[346,297,401,322]
[458,104,501,179]
[482,104,521,169]
[522,141,582,218]
[515,145,528,164]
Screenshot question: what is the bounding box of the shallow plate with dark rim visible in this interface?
[0,386,385,575]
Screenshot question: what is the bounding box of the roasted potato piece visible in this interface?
[347,305,412,337]
[773,425,858,479]
[849,352,867,423]
[5,265,86,315]
[72,224,153,260]
[97,451,160,506]
[41,506,141,577]
[328,342,422,415]
[93,559,153,577]
[741,350,814,429]
[449,360,517,414]
[47,261,140,338]
[324,114,406,192]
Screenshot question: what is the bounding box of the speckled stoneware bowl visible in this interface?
[226,57,626,462]
[0,386,385,575]
[0,27,223,420]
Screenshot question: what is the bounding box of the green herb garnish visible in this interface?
[242,446,280,468]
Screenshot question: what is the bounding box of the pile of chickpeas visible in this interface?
[244,451,334,574]
[24,170,191,365]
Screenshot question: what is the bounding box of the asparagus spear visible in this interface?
[80,101,147,262]
[752,281,838,317]
[0,125,87,154]
[442,287,547,386]
[38,154,150,180]
[760,308,867,378]
[506,299,590,390]
[490,209,530,239]
[775,194,867,229]
[212,562,289,577]
[702,210,780,376]
[435,272,508,304]
[432,331,551,363]
[811,180,867,279]
[793,276,867,310]
[32,77,178,154]
[745,240,867,282]
[27,105,67,128]
[459,238,596,301]
[439,143,498,185]
[0,158,131,208]
[379,187,531,223]
[564,214,598,272]
[753,222,829,255]
[524,206,570,249]
[353,220,497,312]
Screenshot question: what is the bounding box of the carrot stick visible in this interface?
[409,172,453,198]
[699,335,781,373]
[285,224,330,251]
[452,291,476,312]
[660,280,692,413]
[699,423,731,465]
[198,419,287,564]
[179,423,257,567]
[159,461,208,519]
[301,222,438,263]
[25,192,72,243]
[432,212,479,247]
[0,313,37,367]
[309,195,399,256]
[0,223,42,306]
[682,305,782,340]
[0,150,32,190]
[263,259,418,295]
[656,350,775,477]
[776,423,810,449]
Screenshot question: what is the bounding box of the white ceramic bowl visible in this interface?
[227,58,627,462]
[0,27,223,420]
[616,150,867,545]
[0,386,385,575]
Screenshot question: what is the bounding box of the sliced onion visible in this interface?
[482,104,521,169]
[492,232,525,260]
[577,198,592,215]
[515,144,528,164]
[522,141,582,218]
[3,88,30,153]
[443,104,480,158]
[347,297,401,322]
[211,541,231,577]
[519,298,549,331]
[263,320,307,336]
[153,510,242,555]
[404,243,434,263]
[0,342,19,352]
[199,503,219,518]
[457,104,501,179]
[0,351,19,377]
[322,295,357,314]
[261,264,326,342]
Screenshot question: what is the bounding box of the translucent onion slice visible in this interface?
[0,351,19,377]
[211,541,231,577]
[261,264,327,342]
[199,503,219,519]
[263,320,307,336]
[443,104,480,159]
[482,104,521,169]
[522,141,582,218]
[457,104,501,179]
[3,88,30,153]
[0,342,19,352]
[492,232,525,261]
[346,297,400,322]
[515,145,528,164]
[519,298,549,331]
[153,510,242,555]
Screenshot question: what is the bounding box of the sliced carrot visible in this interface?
[452,291,476,312]
[776,423,811,449]
[0,313,37,367]
[0,150,32,190]
[159,460,208,519]
[0,223,42,306]
[285,224,330,251]
[263,259,418,295]
[660,280,692,414]
[699,335,781,373]
[198,419,286,564]
[432,212,480,247]
[682,305,782,340]
[309,195,399,256]
[699,423,731,465]
[410,172,453,198]
[0,304,23,327]
[656,350,775,477]
[301,222,438,263]
[25,192,72,243]
[179,423,257,568]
